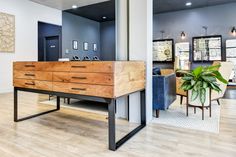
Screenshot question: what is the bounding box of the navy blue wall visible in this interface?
[38,22,62,61]
[62,12,100,60]
[100,20,116,61]
[153,3,236,69]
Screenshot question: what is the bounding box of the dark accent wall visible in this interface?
[38,22,62,61]
[100,21,116,61]
[153,3,236,69]
[62,12,100,60]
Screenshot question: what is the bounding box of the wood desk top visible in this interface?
[13,61,146,98]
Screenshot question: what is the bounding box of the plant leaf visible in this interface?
[193,66,203,76]
[200,88,206,104]
[191,89,199,101]
[212,71,228,84]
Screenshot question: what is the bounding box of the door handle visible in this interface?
[71,66,86,68]
[24,65,35,68]
[71,88,86,91]
[71,76,87,80]
[25,74,35,77]
[25,82,35,86]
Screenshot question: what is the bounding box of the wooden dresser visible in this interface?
[13,61,146,151]
[13,61,145,98]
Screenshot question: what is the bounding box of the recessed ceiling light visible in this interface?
[185,2,192,6]
[72,5,78,9]
[102,16,107,19]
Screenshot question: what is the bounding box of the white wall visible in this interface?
[129,0,153,123]
[0,0,62,93]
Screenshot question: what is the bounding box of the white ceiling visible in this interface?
[29,0,110,10]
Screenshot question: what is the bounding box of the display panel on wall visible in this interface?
[175,42,190,70]
[153,39,174,62]
[0,12,15,53]
[226,39,236,81]
[192,35,222,62]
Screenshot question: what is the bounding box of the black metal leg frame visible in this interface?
[14,87,146,151]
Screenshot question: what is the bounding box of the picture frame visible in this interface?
[72,40,78,50]
[192,35,222,62]
[93,43,97,52]
[153,39,174,62]
[83,42,89,51]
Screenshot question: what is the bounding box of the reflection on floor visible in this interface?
[0,92,235,157]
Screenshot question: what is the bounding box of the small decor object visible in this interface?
[179,64,227,105]
[0,12,15,53]
[93,56,99,61]
[153,39,174,62]
[193,35,222,62]
[72,40,78,50]
[83,42,89,51]
[83,56,90,61]
[93,43,97,51]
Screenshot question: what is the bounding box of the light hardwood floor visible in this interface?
[0,92,235,157]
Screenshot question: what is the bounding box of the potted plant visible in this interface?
[179,64,228,105]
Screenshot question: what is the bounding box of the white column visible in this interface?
[129,0,153,123]
[115,0,128,118]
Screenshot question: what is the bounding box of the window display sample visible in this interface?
[193,35,222,62]
[175,42,190,70]
[226,39,236,82]
[153,39,174,62]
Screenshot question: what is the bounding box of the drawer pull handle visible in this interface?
[25,65,35,68]
[71,66,86,68]
[71,77,87,80]
[71,88,86,91]
[25,83,35,86]
[25,74,35,77]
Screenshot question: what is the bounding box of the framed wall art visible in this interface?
[93,43,97,52]
[192,35,222,62]
[83,42,89,51]
[153,39,174,62]
[0,12,15,53]
[72,40,78,50]
[175,42,190,70]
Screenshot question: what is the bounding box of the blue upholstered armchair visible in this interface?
[153,70,176,118]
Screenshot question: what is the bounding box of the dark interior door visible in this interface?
[45,36,59,61]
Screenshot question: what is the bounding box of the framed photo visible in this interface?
[192,35,222,62]
[153,39,174,62]
[72,40,78,50]
[83,42,89,51]
[93,43,97,52]
[226,39,236,58]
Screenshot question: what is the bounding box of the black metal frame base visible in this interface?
[14,87,146,151]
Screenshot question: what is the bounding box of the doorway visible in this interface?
[45,36,60,61]
[38,22,62,61]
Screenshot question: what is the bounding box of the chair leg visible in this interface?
[186,104,189,117]
[194,107,196,114]
[67,98,70,104]
[156,110,160,118]
[202,105,204,120]
[217,99,220,106]
[180,96,183,105]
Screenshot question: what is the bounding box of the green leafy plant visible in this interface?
[178,64,228,104]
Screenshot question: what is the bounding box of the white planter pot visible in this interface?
[188,88,210,106]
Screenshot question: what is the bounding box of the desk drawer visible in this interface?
[70,62,113,73]
[14,79,52,91]
[53,82,113,98]
[14,62,36,71]
[14,71,52,81]
[53,72,113,85]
